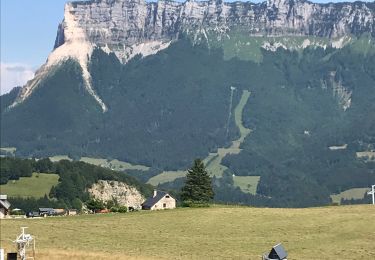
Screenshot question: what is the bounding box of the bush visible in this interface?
[182,200,210,208]
[86,199,105,212]
[11,209,25,215]
[110,207,119,213]
[118,206,128,213]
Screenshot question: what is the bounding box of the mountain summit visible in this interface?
[11,0,375,111]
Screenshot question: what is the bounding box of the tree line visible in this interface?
[1,157,153,212]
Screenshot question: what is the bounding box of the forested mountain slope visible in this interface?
[1,0,374,207]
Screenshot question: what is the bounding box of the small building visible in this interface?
[142,190,176,210]
[0,195,11,218]
[67,209,78,216]
[38,208,54,217]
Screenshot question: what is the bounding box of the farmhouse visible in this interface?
[0,194,11,218]
[142,190,176,210]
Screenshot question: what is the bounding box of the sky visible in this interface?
[0,0,373,94]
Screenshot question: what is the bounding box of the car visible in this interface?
[26,211,40,218]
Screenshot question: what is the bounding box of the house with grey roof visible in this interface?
[0,195,11,218]
[142,190,176,210]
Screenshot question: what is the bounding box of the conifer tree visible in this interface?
[181,159,214,205]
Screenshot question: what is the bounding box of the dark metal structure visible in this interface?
[262,243,288,260]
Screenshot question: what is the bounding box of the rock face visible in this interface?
[55,0,374,52]
[10,0,375,111]
[88,180,145,208]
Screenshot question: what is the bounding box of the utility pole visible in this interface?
[368,185,375,205]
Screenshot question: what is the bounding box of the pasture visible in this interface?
[1,205,374,259]
[0,173,59,198]
[80,157,149,171]
[330,188,370,204]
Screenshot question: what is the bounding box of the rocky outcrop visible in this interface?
[88,180,145,208]
[10,0,374,111]
[55,0,374,53]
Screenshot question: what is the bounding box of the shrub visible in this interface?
[118,206,128,213]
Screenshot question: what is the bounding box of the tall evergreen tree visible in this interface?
[181,159,214,205]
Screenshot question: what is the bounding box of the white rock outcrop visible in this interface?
[88,180,145,208]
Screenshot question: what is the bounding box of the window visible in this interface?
[163,203,167,208]
[166,195,170,198]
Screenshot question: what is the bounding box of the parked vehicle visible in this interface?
[26,212,40,218]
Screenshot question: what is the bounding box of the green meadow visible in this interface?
[1,205,374,259]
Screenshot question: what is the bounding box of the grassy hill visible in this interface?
[1,205,374,259]
[0,173,59,198]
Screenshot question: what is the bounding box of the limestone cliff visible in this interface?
[88,180,145,208]
[10,0,375,110]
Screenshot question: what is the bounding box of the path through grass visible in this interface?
[149,90,260,194]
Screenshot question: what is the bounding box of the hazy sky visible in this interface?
[0,0,373,94]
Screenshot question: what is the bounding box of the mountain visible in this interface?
[1,0,375,207]
[9,0,375,111]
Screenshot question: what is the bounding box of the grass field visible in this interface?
[1,205,374,259]
[49,155,72,162]
[80,157,149,171]
[233,176,261,194]
[0,173,59,198]
[331,188,370,204]
[147,171,186,186]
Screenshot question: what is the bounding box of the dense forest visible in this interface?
[0,157,153,211]
[1,37,374,207]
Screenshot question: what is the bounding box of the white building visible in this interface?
[0,195,11,218]
[142,190,176,210]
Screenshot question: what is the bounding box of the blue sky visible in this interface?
[0,0,373,94]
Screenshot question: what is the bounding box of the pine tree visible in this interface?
[181,159,214,205]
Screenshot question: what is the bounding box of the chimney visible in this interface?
[153,190,157,198]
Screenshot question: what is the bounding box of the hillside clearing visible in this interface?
[331,188,370,204]
[0,173,59,198]
[49,155,72,162]
[233,176,261,194]
[356,151,375,162]
[147,171,186,186]
[0,205,374,259]
[80,157,149,171]
[0,147,16,154]
[149,90,259,193]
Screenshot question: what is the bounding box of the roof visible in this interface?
[142,191,172,208]
[39,208,54,212]
[0,199,11,210]
[0,194,8,200]
[268,243,288,260]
